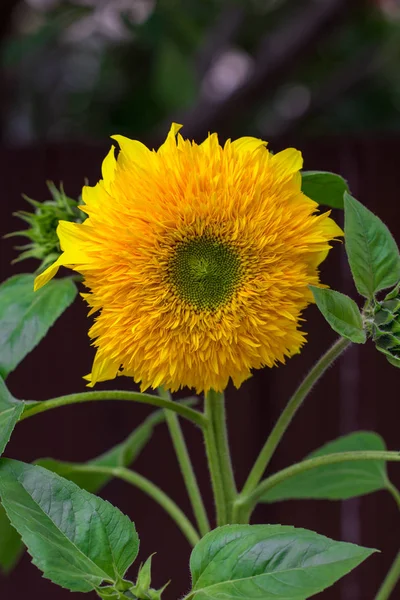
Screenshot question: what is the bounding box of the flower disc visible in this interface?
[35,124,342,393]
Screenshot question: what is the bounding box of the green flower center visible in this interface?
[168,235,242,311]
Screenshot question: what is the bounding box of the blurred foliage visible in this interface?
[2,0,400,143]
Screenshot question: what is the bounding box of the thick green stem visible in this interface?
[241,337,351,498]
[234,451,400,522]
[71,465,200,547]
[375,550,400,600]
[207,389,237,522]
[20,390,205,428]
[203,391,228,526]
[158,388,210,537]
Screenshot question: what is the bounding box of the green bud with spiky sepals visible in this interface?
[129,555,168,600]
[5,181,86,273]
[368,284,400,368]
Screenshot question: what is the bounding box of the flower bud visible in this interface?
[7,182,85,272]
[371,288,400,368]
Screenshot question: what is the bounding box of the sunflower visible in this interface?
[35,124,342,393]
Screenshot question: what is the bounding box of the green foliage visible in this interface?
[0,274,77,379]
[188,524,375,599]
[310,286,366,343]
[262,432,389,502]
[344,193,400,299]
[0,408,167,572]
[7,182,85,272]
[130,555,168,600]
[0,459,139,593]
[0,377,24,457]
[369,287,400,368]
[301,171,348,209]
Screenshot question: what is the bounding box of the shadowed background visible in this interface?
[1,1,400,599]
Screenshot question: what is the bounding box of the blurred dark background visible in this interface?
[1,1,400,599]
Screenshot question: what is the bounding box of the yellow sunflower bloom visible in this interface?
[35,124,342,393]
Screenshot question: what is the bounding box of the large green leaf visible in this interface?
[310,286,366,343]
[301,171,348,209]
[262,432,388,502]
[344,193,400,299]
[0,408,165,572]
[0,459,139,593]
[189,524,375,599]
[0,376,24,457]
[0,274,77,378]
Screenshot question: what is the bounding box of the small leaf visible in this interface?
[301,171,349,209]
[262,432,388,502]
[189,524,375,599]
[310,286,366,343]
[344,193,400,299]
[0,376,24,457]
[0,274,77,378]
[385,282,400,301]
[0,459,139,592]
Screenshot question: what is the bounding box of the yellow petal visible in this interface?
[101,146,117,191]
[111,134,152,168]
[157,123,182,155]
[231,136,267,153]
[87,351,120,386]
[272,148,303,178]
[57,221,94,264]
[34,256,64,291]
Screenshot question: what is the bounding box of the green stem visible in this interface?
[158,388,210,537]
[375,550,400,600]
[241,337,351,498]
[234,451,400,522]
[20,390,205,428]
[387,480,400,511]
[203,391,227,526]
[207,389,237,522]
[374,482,400,600]
[71,465,200,547]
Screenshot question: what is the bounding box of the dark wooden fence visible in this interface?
[0,138,399,599]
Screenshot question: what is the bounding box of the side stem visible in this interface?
[234,451,400,523]
[374,482,400,600]
[20,390,205,428]
[375,551,400,600]
[241,337,351,498]
[158,388,210,537]
[71,465,200,547]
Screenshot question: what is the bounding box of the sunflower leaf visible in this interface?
[189,524,375,599]
[301,171,348,209]
[0,459,139,592]
[0,406,171,572]
[0,274,77,379]
[344,193,400,299]
[309,286,366,343]
[261,432,388,502]
[0,376,24,457]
